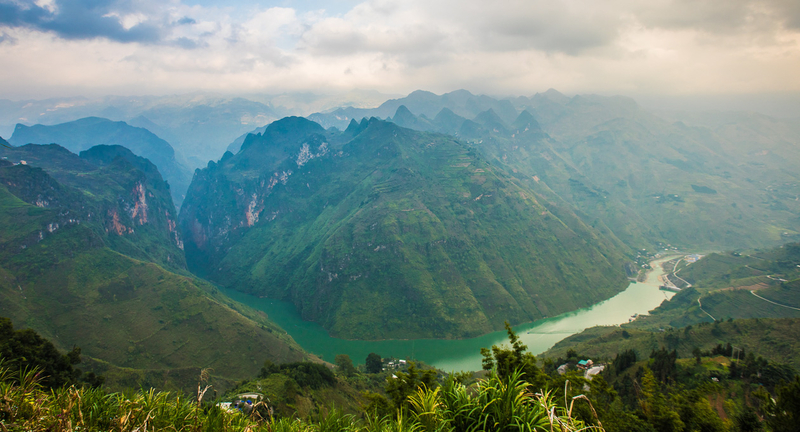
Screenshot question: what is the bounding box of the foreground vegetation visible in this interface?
[3,317,800,431]
[0,364,595,432]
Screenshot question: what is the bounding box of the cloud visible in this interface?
[0,0,798,100]
[634,0,800,34]
[0,0,209,45]
[0,31,16,44]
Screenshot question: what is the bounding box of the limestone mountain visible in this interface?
[308,90,519,130]
[9,117,191,205]
[180,117,630,340]
[368,92,800,251]
[0,144,310,391]
[1,144,185,270]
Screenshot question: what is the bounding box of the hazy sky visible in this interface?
[1,0,799,105]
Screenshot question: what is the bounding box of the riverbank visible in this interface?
[219,256,677,372]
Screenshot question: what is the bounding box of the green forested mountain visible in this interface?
[180,116,630,340]
[0,145,311,391]
[9,117,191,205]
[340,90,800,251]
[1,144,185,270]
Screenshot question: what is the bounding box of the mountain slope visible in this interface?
[180,117,630,340]
[0,146,311,391]
[0,144,185,270]
[9,117,191,205]
[370,91,800,250]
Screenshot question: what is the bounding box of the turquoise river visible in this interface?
[222,256,676,372]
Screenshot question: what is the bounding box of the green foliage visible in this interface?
[480,321,546,390]
[335,354,357,377]
[734,406,763,432]
[757,376,800,432]
[279,362,336,389]
[0,146,311,392]
[612,349,637,375]
[366,353,382,374]
[649,348,678,384]
[0,359,593,432]
[385,362,437,411]
[0,317,103,389]
[546,317,800,372]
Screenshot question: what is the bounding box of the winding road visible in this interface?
[697,297,716,321]
[750,291,800,311]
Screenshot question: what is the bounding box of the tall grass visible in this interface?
[0,363,600,431]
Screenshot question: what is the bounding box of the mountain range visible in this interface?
[0,144,312,391]
[310,89,800,251]
[1,87,799,388]
[179,116,630,340]
[9,117,191,206]
[0,91,397,170]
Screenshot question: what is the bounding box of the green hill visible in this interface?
[1,144,185,271]
[321,89,800,252]
[180,117,630,340]
[541,243,800,366]
[10,117,191,205]
[542,317,800,372]
[0,145,312,392]
[625,245,800,330]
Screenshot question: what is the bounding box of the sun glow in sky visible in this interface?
[1,0,799,103]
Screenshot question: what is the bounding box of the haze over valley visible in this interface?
[1,0,799,430]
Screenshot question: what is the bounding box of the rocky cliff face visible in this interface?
[0,143,311,392]
[0,144,186,270]
[180,117,630,340]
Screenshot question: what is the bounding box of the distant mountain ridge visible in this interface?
[0,92,398,171]
[9,117,191,206]
[180,116,630,340]
[308,89,519,130]
[310,89,800,251]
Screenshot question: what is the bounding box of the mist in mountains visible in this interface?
[1,86,799,395]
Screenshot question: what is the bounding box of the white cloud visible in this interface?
[0,0,798,99]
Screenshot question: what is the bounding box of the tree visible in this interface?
[335,354,357,377]
[385,362,437,410]
[366,353,382,374]
[0,317,101,389]
[637,367,685,432]
[692,347,702,364]
[650,347,678,384]
[480,321,546,389]
[259,359,279,377]
[734,406,763,432]
[613,349,638,374]
[760,375,800,432]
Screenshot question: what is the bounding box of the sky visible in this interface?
[1,0,800,110]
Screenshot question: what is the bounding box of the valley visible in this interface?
[3,0,800,426]
[1,88,800,431]
[217,254,677,372]
[180,116,631,340]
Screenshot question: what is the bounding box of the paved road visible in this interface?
[697,297,716,321]
[750,291,800,311]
